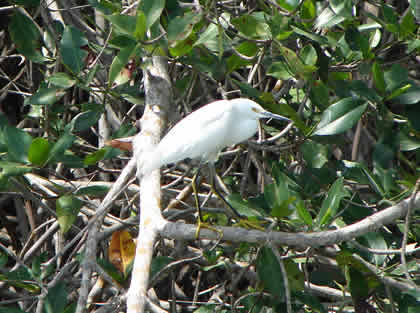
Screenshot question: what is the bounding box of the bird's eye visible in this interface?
[251,107,259,113]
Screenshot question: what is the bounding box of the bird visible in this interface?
[140,98,290,174]
[138,98,290,233]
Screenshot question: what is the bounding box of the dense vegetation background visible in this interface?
[0,0,420,312]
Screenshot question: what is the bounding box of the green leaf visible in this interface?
[291,25,329,45]
[9,12,44,62]
[276,0,299,12]
[400,11,416,38]
[316,177,349,227]
[59,153,85,168]
[108,42,137,85]
[310,80,330,110]
[0,161,32,177]
[227,41,258,73]
[334,80,380,103]
[278,45,317,79]
[315,6,346,29]
[28,138,51,166]
[60,26,88,74]
[393,86,420,105]
[300,44,317,66]
[62,303,76,313]
[383,5,399,34]
[226,193,262,218]
[295,199,313,227]
[267,61,294,80]
[268,12,293,40]
[74,185,109,196]
[330,0,354,18]
[134,11,147,40]
[88,0,121,14]
[314,98,368,136]
[5,127,32,163]
[386,84,412,101]
[169,36,196,57]
[24,84,65,106]
[413,0,420,22]
[84,149,106,166]
[345,26,370,56]
[47,132,76,164]
[139,0,165,29]
[67,110,102,133]
[372,62,386,94]
[300,140,328,168]
[167,12,201,43]
[295,292,328,313]
[0,266,39,292]
[47,72,76,89]
[106,14,137,35]
[56,195,83,234]
[341,160,385,197]
[397,131,420,151]
[256,247,285,299]
[150,256,174,278]
[0,306,27,313]
[194,23,218,47]
[283,259,305,292]
[264,177,293,218]
[384,64,409,92]
[231,14,271,40]
[300,0,316,20]
[97,258,124,283]
[360,232,387,265]
[44,281,67,313]
[0,251,7,267]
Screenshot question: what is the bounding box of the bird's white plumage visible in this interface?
[139,98,289,175]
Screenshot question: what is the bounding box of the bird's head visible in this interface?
[230,98,290,122]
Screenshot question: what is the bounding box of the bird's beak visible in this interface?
[260,110,290,122]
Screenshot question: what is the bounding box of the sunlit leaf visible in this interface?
[231,13,271,40]
[24,84,65,106]
[227,41,258,73]
[226,193,262,218]
[74,185,109,196]
[28,137,51,166]
[139,0,165,29]
[0,161,32,177]
[316,177,350,227]
[393,86,420,105]
[106,14,137,36]
[47,72,76,89]
[84,149,106,166]
[276,0,299,12]
[314,98,368,136]
[167,12,201,43]
[134,10,147,40]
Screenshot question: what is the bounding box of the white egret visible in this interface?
[138,98,290,232]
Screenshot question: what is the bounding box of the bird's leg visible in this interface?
[191,166,222,239]
[208,163,265,231]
